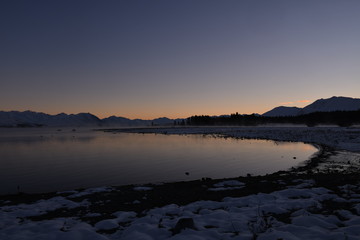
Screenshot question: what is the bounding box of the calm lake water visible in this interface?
[0,128,317,194]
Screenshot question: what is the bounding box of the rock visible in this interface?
[172,218,197,235]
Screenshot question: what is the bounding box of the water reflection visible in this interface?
[0,128,97,145]
[0,129,317,194]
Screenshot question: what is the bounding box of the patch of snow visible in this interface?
[208,186,245,191]
[213,180,245,187]
[208,180,245,191]
[67,187,114,198]
[113,211,137,222]
[95,219,119,230]
[134,186,153,191]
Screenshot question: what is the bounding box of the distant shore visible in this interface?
[101,126,360,152]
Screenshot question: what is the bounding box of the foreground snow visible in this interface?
[1,179,360,240]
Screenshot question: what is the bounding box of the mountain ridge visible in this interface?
[2,96,360,127]
[263,96,360,117]
[0,110,183,127]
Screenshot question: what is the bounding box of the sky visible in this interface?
[1,0,360,119]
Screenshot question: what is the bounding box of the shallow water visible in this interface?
[0,128,317,194]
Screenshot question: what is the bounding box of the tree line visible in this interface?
[186,110,360,127]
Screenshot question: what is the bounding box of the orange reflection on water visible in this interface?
[0,129,318,194]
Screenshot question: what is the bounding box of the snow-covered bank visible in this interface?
[2,175,360,240]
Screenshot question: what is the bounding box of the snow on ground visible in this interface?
[0,196,91,240]
[65,187,115,198]
[208,180,245,191]
[1,180,360,239]
[133,186,153,191]
[316,151,360,173]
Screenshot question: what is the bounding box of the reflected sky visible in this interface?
[0,129,317,194]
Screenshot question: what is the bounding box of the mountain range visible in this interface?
[262,96,360,117]
[0,111,183,127]
[1,96,359,127]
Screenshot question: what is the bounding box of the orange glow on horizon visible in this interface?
[95,106,269,120]
[280,102,296,105]
[280,99,311,106]
[2,105,270,120]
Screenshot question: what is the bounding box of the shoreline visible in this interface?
[2,127,360,239]
[100,126,360,152]
[2,126,359,199]
[1,127,358,200]
[0,128,333,198]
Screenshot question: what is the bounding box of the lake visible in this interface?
[0,128,317,194]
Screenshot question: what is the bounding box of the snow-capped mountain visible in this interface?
[263,96,360,117]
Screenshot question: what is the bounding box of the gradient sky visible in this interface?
[1,0,360,119]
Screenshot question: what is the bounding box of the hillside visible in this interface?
[263,96,360,117]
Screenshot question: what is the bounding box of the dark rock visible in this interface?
[172,218,197,235]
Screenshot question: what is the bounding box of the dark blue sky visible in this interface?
[1,0,360,119]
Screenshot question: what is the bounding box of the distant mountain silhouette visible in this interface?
[2,96,359,127]
[0,111,183,127]
[101,116,135,126]
[262,106,302,117]
[301,96,360,114]
[101,116,176,127]
[0,111,102,127]
[263,96,360,117]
